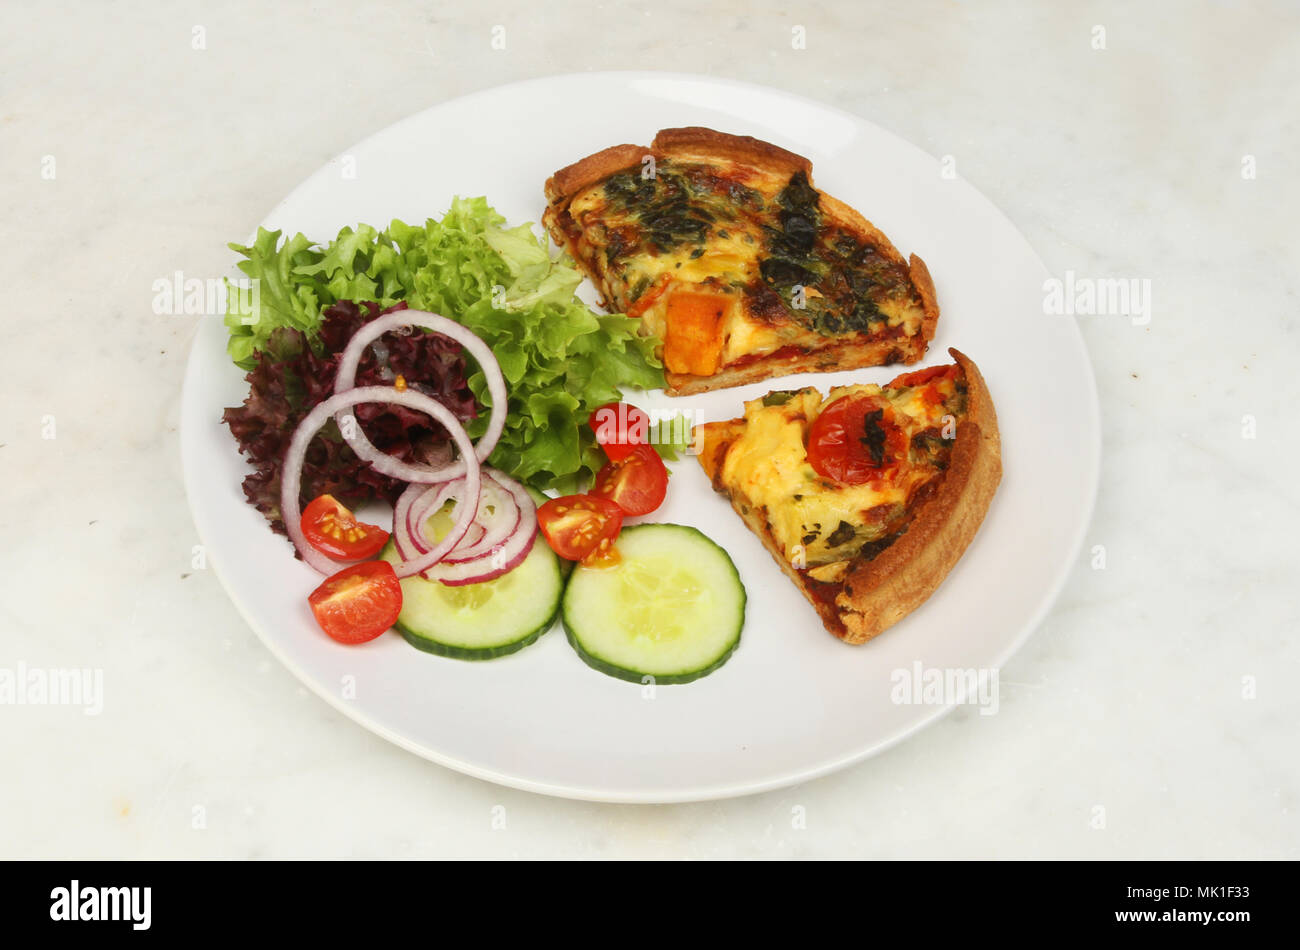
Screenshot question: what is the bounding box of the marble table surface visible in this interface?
[2,0,1296,858]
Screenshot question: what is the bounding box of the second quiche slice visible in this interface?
[694,349,1001,644]
[542,128,940,395]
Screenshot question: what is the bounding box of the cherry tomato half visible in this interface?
[307,560,403,645]
[537,494,623,562]
[592,443,669,516]
[301,494,390,561]
[806,394,908,485]
[889,364,959,408]
[888,365,957,389]
[589,401,650,462]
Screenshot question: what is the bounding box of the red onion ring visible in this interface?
[333,310,508,483]
[419,473,538,585]
[421,520,538,587]
[446,473,534,563]
[395,479,459,559]
[389,471,539,586]
[413,474,520,564]
[392,482,429,561]
[400,498,487,558]
[460,522,487,550]
[280,386,480,576]
[395,470,526,563]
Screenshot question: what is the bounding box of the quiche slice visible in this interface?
[694,349,1000,643]
[542,127,940,396]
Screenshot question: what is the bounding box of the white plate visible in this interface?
[181,72,1099,803]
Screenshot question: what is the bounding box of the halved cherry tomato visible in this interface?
[580,533,622,569]
[889,364,959,408]
[307,560,402,645]
[301,494,390,560]
[807,394,908,485]
[592,443,669,516]
[537,494,623,562]
[888,365,957,389]
[590,401,651,462]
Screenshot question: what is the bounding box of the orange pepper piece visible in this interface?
[663,291,729,376]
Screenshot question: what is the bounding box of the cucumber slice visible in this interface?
[381,535,563,660]
[561,524,746,684]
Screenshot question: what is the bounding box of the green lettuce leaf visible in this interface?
[223,198,670,491]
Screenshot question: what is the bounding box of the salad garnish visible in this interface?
[220,198,734,670]
[332,309,508,483]
[280,383,482,578]
[393,472,539,587]
[537,495,624,566]
[224,198,673,493]
[223,299,474,534]
[307,561,403,645]
[300,495,390,561]
[592,443,668,516]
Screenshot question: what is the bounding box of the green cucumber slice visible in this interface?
[561,523,746,684]
[381,535,563,660]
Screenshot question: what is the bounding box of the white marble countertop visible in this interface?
[2,0,1296,858]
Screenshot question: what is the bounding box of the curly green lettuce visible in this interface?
[224,198,685,491]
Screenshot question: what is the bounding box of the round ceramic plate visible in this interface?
[182,72,1099,803]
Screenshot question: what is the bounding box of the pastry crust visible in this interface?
[908,254,941,344]
[542,128,939,395]
[667,336,923,396]
[695,349,1001,643]
[651,127,812,176]
[544,143,647,207]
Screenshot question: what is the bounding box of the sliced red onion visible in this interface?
[392,482,430,561]
[388,470,540,586]
[333,310,508,483]
[421,521,537,587]
[460,522,487,550]
[396,472,518,563]
[446,472,534,563]
[443,508,518,562]
[280,386,480,576]
[396,491,486,558]
[420,475,520,564]
[395,479,460,559]
[420,473,538,586]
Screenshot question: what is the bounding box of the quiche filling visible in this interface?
[716,367,966,576]
[559,158,930,375]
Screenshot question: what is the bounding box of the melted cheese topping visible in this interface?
[719,377,959,567]
[627,229,766,353]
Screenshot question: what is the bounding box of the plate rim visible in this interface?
[181,69,1101,804]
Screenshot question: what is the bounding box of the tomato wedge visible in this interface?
[888,365,957,389]
[889,364,959,408]
[592,443,669,516]
[307,560,402,645]
[537,494,623,562]
[589,401,650,462]
[301,494,390,560]
[806,394,908,485]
